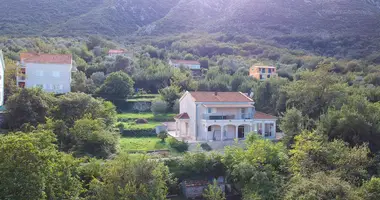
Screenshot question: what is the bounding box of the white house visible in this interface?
[169,60,201,70]
[17,53,73,94]
[174,91,277,141]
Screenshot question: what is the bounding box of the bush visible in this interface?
[201,143,212,151]
[157,131,168,142]
[173,100,180,113]
[135,119,148,124]
[168,137,189,152]
[151,100,168,115]
[132,102,151,112]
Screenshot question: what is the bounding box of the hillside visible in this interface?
[1,0,380,37]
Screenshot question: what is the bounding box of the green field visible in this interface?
[120,137,169,152]
[127,94,159,102]
[117,112,176,122]
[119,122,162,130]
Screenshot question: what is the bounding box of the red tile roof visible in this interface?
[108,49,128,54]
[171,60,200,65]
[20,53,72,64]
[189,92,253,102]
[175,113,190,119]
[254,111,277,119]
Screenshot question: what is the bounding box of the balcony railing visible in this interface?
[203,113,254,120]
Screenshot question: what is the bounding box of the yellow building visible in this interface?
[249,66,278,80]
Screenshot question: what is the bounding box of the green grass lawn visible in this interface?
[120,137,169,152]
[119,122,162,130]
[117,112,176,122]
[127,94,159,102]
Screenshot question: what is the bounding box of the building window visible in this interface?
[267,75,270,78]
[208,108,216,113]
[260,75,263,79]
[208,126,212,132]
[52,71,60,77]
[261,68,265,73]
[268,68,272,73]
[36,70,44,77]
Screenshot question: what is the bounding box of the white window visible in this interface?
[36,70,44,77]
[52,71,60,77]
[52,84,62,90]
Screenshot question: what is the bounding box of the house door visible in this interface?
[238,126,245,138]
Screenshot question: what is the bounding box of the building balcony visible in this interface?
[202,113,254,122]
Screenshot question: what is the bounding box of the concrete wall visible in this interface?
[24,63,72,93]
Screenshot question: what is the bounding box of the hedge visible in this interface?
[121,129,156,137]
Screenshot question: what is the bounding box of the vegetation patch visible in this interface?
[117,112,175,122]
[119,137,169,152]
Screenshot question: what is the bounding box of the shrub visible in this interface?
[135,119,148,124]
[168,137,188,152]
[172,100,180,113]
[201,143,212,151]
[132,102,151,112]
[157,131,168,142]
[121,129,156,137]
[151,100,168,115]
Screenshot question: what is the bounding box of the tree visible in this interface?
[70,118,119,158]
[107,56,134,74]
[151,100,168,115]
[157,131,168,142]
[316,95,380,153]
[4,58,19,101]
[280,107,306,146]
[87,154,169,200]
[71,71,87,92]
[223,134,288,199]
[199,57,209,69]
[5,87,55,129]
[290,132,371,185]
[97,71,134,99]
[203,179,226,200]
[283,70,348,119]
[255,78,288,115]
[159,85,181,110]
[285,172,359,200]
[358,177,380,200]
[53,92,117,127]
[0,131,83,199]
[90,72,106,86]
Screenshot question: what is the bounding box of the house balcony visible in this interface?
[202,113,254,124]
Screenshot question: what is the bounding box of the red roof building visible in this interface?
[20,53,72,65]
[188,91,253,102]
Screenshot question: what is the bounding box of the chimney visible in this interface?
[214,92,218,96]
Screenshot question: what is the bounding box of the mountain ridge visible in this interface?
[1,0,380,39]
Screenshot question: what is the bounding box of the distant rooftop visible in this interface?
[187,91,253,102]
[20,53,72,65]
[170,60,200,65]
[252,65,276,68]
[254,111,277,120]
[108,49,128,54]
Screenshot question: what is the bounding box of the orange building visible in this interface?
[249,66,278,80]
